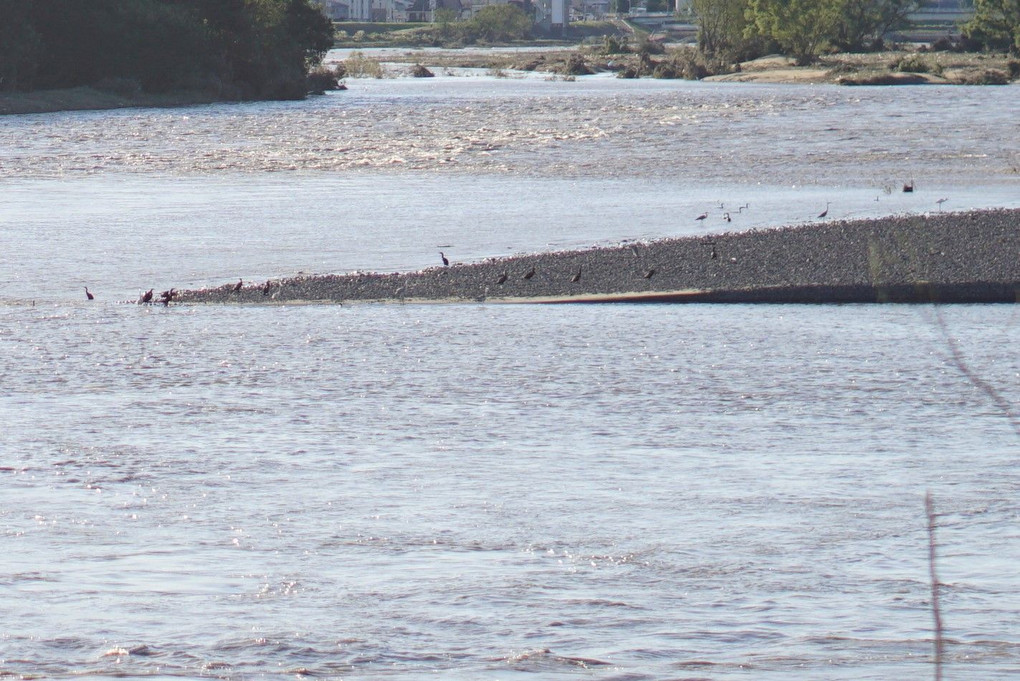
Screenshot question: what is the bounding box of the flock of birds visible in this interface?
[436,242,680,286]
[83,181,949,303]
[681,181,952,232]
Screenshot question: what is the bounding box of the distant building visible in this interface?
[407,0,471,22]
[574,0,611,20]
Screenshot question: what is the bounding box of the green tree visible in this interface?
[829,0,919,51]
[435,7,460,37]
[0,0,42,91]
[963,0,1020,52]
[692,0,752,58]
[745,0,841,64]
[464,4,533,42]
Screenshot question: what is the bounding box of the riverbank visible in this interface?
[174,209,1020,306]
[335,45,1018,85]
[5,47,1014,116]
[0,86,226,115]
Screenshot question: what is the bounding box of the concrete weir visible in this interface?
[176,209,1020,306]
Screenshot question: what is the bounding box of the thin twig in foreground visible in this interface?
[931,306,1020,438]
[926,491,944,681]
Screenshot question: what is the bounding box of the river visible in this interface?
[1,58,1018,680]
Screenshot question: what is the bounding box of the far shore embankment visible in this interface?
[174,209,1020,306]
[0,86,227,116]
[6,45,1016,116]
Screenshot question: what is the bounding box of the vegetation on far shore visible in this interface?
[332,40,1017,86]
[330,2,1018,85]
[2,0,1018,115]
[0,0,334,102]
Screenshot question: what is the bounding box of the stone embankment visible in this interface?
[176,209,1020,305]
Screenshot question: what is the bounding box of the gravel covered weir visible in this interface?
[175,210,1020,305]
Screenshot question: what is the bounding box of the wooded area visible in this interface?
[0,0,335,100]
[691,0,1019,65]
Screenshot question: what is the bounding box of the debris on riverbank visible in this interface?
[175,209,1020,306]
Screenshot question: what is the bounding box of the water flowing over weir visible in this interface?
[177,210,1020,305]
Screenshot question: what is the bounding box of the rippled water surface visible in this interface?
[2,60,1019,679]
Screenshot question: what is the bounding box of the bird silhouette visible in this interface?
[818,202,830,218]
[570,266,582,283]
[140,288,153,304]
[936,197,948,210]
[695,212,708,221]
[440,251,449,267]
[523,266,536,280]
[903,181,914,193]
[723,212,731,222]
[496,271,508,285]
[232,279,243,292]
[84,286,94,300]
[159,289,175,306]
[261,280,271,296]
[643,268,656,279]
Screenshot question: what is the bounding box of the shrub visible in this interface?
[343,51,385,78]
[959,69,1010,84]
[653,48,732,80]
[600,34,629,54]
[306,65,346,93]
[637,38,666,56]
[892,54,942,75]
[560,54,594,75]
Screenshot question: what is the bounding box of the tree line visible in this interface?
[692,0,1020,65]
[0,0,335,99]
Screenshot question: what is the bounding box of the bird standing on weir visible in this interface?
[496,271,508,285]
[232,279,243,292]
[140,289,153,304]
[703,241,718,260]
[818,202,830,219]
[440,252,449,267]
[84,287,94,300]
[261,280,271,296]
[523,266,536,280]
[643,268,656,279]
[570,266,582,283]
